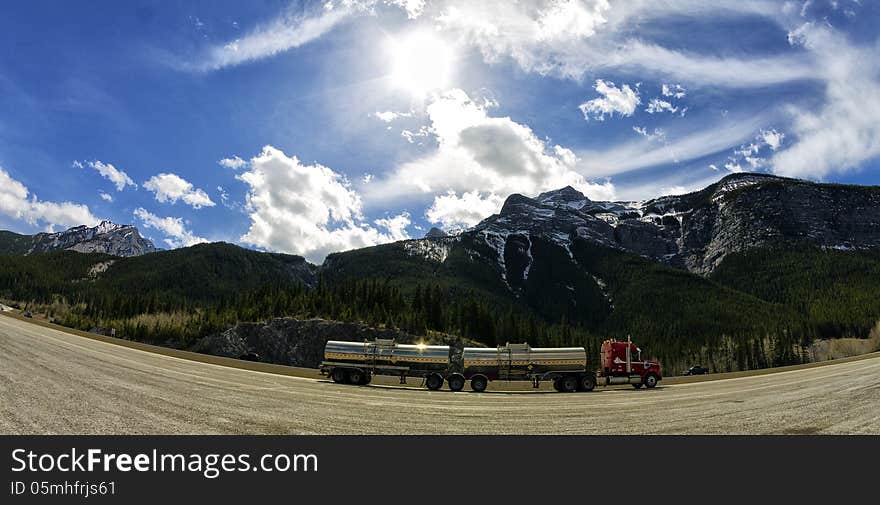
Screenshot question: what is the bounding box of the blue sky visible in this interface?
[1,0,878,262]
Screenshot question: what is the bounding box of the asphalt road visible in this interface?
[2,315,879,434]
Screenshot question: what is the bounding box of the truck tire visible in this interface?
[448,374,465,392]
[579,374,596,392]
[348,369,365,385]
[331,368,348,384]
[632,382,643,389]
[644,374,658,388]
[552,378,563,392]
[470,375,488,392]
[426,373,444,391]
[561,376,578,393]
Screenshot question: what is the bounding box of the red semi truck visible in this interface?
[595,338,662,389]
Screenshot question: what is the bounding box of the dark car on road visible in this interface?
[23,311,33,318]
[238,352,261,362]
[682,365,710,376]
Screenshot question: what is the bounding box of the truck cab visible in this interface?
[599,339,662,388]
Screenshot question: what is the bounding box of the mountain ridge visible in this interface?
[0,220,157,257]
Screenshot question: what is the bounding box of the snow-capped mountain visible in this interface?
[404,173,880,277]
[0,220,157,257]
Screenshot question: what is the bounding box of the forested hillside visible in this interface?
[3,239,879,373]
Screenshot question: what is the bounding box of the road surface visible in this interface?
[1,315,879,434]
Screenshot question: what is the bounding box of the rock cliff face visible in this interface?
[0,221,157,257]
[402,173,880,276]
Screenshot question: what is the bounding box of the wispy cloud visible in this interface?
[195,5,352,71]
[578,112,775,177]
[73,160,136,191]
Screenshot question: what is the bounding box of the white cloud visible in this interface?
[385,0,426,19]
[434,1,812,86]
[374,211,411,240]
[74,160,136,191]
[662,83,686,99]
[133,207,207,248]
[218,155,248,169]
[0,166,100,231]
[190,0,439,71]
[770,26,880,179]
[143,173,216,209]
[401,126,432,144]
[579,79,640,120]
[724,160,745,173]
[579,112,772,177]
[374,110,411,122]
[99,192,113,202]
[645,98,677,114]
[198,5,352,71]
[760,129,785,151]
[631,126,665,141]
[366,88,615,229]
[426,190,505,230]
[237,145,410,263]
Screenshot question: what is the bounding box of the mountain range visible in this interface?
[0,221,157,257]
[2,172,880,372]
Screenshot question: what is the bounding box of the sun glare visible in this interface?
[387,30,454,97]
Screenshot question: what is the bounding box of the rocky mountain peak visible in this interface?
[0,220,158,257]
[499,193,541,216]
[536,185,589,206]
[425,227,448,239]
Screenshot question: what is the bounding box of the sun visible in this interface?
[387,30,455,97]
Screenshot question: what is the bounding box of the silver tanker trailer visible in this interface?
[320,339,599,392]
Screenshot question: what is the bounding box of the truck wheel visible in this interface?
[348,369,365,385]
[644,374,658,388]
[470,375,488,392]
[552,378,563,392]
[471,375,489,393]
[331,368,348,384]
[426,373,444,391]
[448,374,465,392]
[632,383,643,389]
[579,375,596,392]
[561,376,578,393]
[362,372,372,385]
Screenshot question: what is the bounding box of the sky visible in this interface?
[0,0,878,263]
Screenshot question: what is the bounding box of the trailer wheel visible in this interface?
[331,368,348,384]
[561,376,578,393]
[348,369,365,385]
[362,372,372,385]
[426,373,444,391]
[552,378,563,392]
[579,374,596,392]
[448,374,465,392]
[644,374,658,388]
[470,375,488,392]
